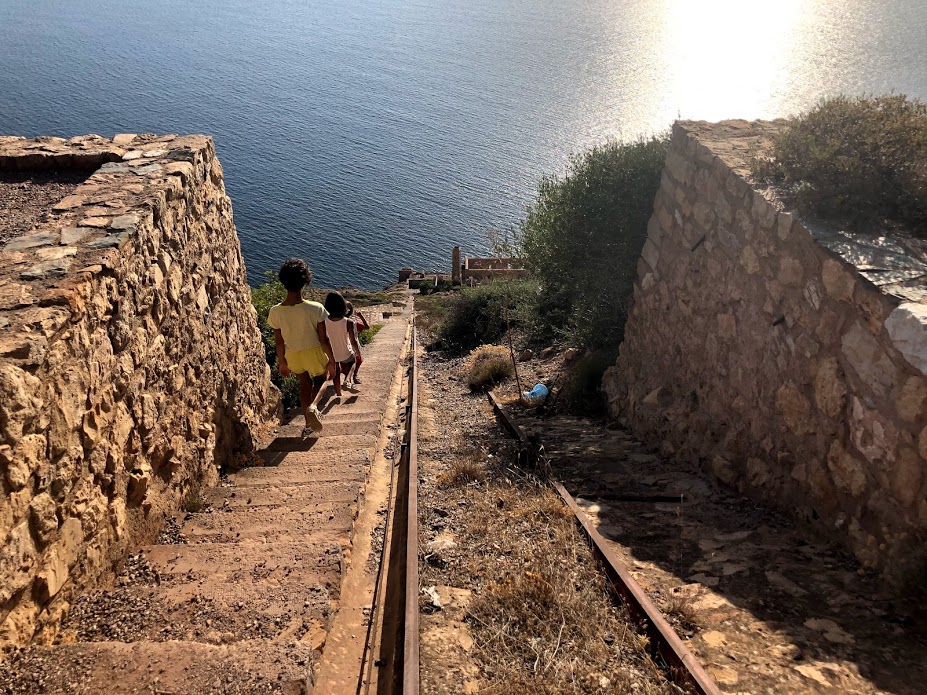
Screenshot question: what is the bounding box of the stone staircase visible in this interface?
[0,302,412,695]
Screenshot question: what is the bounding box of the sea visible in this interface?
[1,0,926,289]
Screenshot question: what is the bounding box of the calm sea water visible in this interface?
[1,0,926,288]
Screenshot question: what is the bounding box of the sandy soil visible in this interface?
[0,171,88,244]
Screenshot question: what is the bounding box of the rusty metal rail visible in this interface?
[371,325,420,695]
[488,391,721,695]
[403,328,420,694]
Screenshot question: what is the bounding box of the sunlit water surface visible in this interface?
[1,0,925,287]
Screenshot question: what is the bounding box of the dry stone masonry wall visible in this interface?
[605,121,927,581]
[0,134,278,645]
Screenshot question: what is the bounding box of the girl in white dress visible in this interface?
[323,292,363,397]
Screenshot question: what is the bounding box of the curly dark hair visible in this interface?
[324,291,347,319]
[278,258,312,292]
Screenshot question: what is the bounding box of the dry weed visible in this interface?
[437,454,488,487]
[511,489,574,522]
[466,345,514,391]
[664,591,701,632]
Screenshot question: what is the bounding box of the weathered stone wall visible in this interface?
[604,121,927,580]
[0,134,278,644]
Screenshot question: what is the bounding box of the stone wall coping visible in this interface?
[673,120,927,308]
[0,134,214,369]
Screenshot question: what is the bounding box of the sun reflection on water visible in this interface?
[660,0,808,121]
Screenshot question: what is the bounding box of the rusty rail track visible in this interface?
[403,327,420,694]
[487,391,721,695]
[369,325,420,695]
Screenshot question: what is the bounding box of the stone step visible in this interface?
[252,441,371,466]
[229,462,367,488]
[0,639,318,694]
[264,433,375,454]
[271,417,381,439]
[315,409,402,425]
[205,481,359,509]
[180,502,355,543]
[258,448,370,469]
[140,537,343,578]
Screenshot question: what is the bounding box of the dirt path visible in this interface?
[515,413,927,695]
[0,302,412,695]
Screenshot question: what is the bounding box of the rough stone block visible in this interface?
[812,358,847,419]
[27,493,58,548]
[841,321,896,397]
[896,376,927,424]
[717,313,736,339]
[776,382,813,436]
[827,440,867,497]
[849,397,899,466]
[641,238,660,272]
[0,522,37,604]
[892,448,924,508]
[778,257,804,286]
[739,246,760,274]
[884,303,927,375]
[821,258,856,301]
[776,212,795,241]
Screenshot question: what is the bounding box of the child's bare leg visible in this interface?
[307,373,325,403]
[297,372,314,413]
[303,373,326,432]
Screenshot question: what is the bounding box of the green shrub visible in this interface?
[466,345,515,391]
[437,280,540,353]
[754,95,927,234]
[359,323,384,345]
[418,278,457,295]
[514,135,670,348]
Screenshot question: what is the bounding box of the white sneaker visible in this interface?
[301,427,320,438]
[305,405,323,432]
[343,381,360,394]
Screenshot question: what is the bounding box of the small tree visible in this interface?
[515,135,669,348]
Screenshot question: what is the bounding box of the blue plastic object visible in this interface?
[523,383,549,401]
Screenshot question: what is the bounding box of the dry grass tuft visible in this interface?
[437,454,488,488]
[664,591,701,632]
[466,345,514,391]
[512,489,575,522]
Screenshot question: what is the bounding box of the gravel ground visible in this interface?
[514,413,927,694]
[415,344,681,694]
[0,171,89,244]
